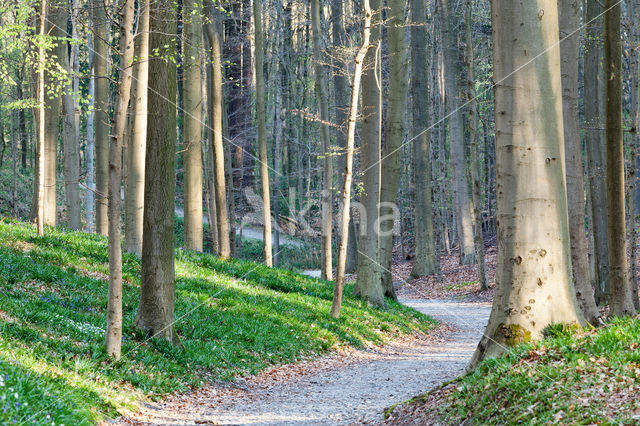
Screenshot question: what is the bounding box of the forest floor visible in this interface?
[115,248,497,425]
[115,298,491,425]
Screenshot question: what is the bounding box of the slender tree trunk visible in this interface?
[409,0,438,278]
[311,0,333,280]
[471,0,586,367]
[106,0,135,360]
[86,6,95,233]
[124,0,149,255]
[630,0,640,310]
[42,5,65,227]
[183,0,203,252]
[135,0,179,343]
[465,0,488,290]
[585,0,610,304]
[61,5,81,230]
[354,0,385,308]
[204,7,230,259]
[17,75,27,170]
[379,0,408,300]
[11,107,17,217]
[559,0,601,325]
[330,0,371,319]
[439,0,475,265]
[37,0,47,236]
[604,0,636,317]
[94,0,109,235]
[253,0,272,266]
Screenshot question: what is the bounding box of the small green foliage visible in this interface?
[0,217,435,424]
[436,317,640,424]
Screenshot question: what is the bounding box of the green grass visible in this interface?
[433,319,640,424]
[0,216,436,424]
[174,215,322,271]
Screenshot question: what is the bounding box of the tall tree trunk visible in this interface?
[311,0,333,280]
[331,0,358,274]
[135,0,179,343]
[409,0,438,278]
[86,5,96,233]
[354,0,385,308]
[604,0,636,317]
[630,0,640,310]
[330,0,371,319]
[106,0,135,359]
[584,0,609,304]
[559,0,601,325]
[205,5,230,259]
[94,0,109,235]
[183,0,204,252]
[471,0,586,367]
[61,4,81,230]
[124,0,149,255]
[464,0,489,290]
[465,0,487,290]
[439,0,475,265]
[379,0,408,300]
[36,0,47,236]
[253,0,272,266]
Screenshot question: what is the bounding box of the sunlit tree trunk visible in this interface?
[61,3,81,230]
[354,0,385,308]
[183,0,203,252]
[124,0,149,255]
[471,0,586,367]
[253,0,273,266]
[439,0,475,265]
[559,0,601,325]
[604,0,636,317]
[94,0,109,235]
[36,0,47,236]
[86,5,96,233]
[205,4,230,259]
[379,0,408,299]
[106,0,135,359]
[330,0,371,319]
[311,0,333,280]
[135,0,179,343]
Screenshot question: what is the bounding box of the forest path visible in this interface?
[118,299,491,425]
[173,207,303,247]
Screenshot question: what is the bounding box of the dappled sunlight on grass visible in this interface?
[0,217,435,423]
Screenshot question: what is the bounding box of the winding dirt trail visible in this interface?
[118,299,491,425]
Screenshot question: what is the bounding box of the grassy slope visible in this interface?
[400,320,640,424]
[0,217,435,424]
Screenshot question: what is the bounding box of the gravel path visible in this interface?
[117,299,491,425]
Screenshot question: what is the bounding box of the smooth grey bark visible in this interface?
[604,0,636,317]
[36,0,47,236]
[471,0,586,367]
[354,0,386,308]
[558,0,601,325]
[439,0,475,265]
[409,0,438,278]
[311,0,333,280]
[93,0,109,235]
[465,0,487,290]
[135,0,179,343]
[253,0,273,266]
[86,6,95,233]
[60,5,81,230]
[106,0,135,359]
[124,0,149,255]
[379,0,408,300]
[584,0,610,304]
[330,0,371,319]
[183,0,204,252]
[204,5,230,259]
